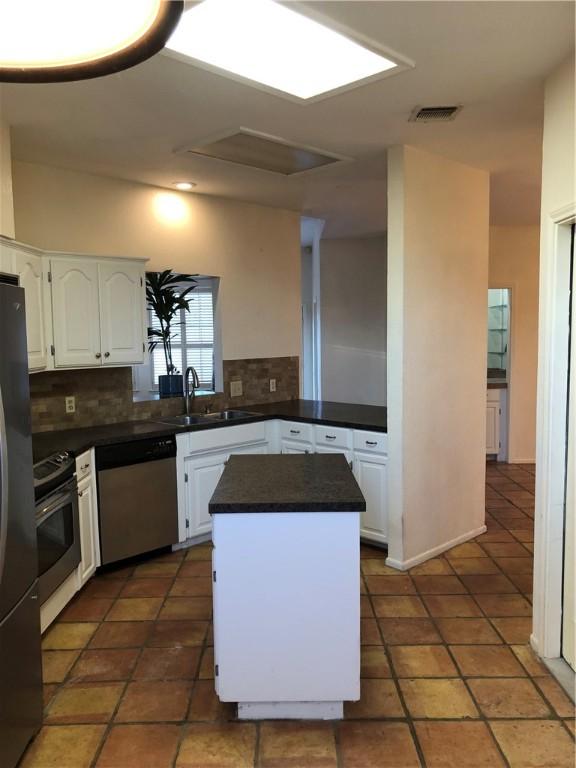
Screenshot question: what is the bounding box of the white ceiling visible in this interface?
[1,1,574,238]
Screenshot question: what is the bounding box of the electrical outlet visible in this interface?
[230,380,243,397]
[269,378,277,393]
[65,396,76,414]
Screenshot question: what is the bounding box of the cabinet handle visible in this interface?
[78,490,84,497]
[104,352,110,358]
[325,435,336,441]
[366,441,377,446]
[95,352,102,359]
[290,429,300,435]
[81,464,89,471]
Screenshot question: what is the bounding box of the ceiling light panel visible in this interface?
[166,0,400,101]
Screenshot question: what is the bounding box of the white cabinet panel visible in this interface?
[0,241,15,274]
[185,452,228,538]
[315,445,353,465]
[51,259,101,367]
[354,452,388,544]
[77,474,98,587]
[99,261,145,365]
[229,444,267,457]
[281,439,312,455]
[13,250,47,370]
[486,401,500,454]
[353,430,387,455]
[279,421,313,443]
[315,424,352,449]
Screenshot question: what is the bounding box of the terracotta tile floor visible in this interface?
[21,463,575,767]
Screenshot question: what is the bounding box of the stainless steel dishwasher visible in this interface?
[96,436,178,565]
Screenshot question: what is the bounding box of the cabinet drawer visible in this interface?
[487,389,501,403]
[186,422,268,454]
[280,421,313,443]
[353,430,388,455]
[314,424,352,449]
[76,449,93,481]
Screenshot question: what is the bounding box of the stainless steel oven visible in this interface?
[34,452,80,603]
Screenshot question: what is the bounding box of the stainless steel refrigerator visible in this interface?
[0,276,43,767]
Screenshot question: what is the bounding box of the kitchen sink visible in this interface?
[155,414,213,426]
[204,410,260,421]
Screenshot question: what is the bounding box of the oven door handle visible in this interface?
[36,486,76,526]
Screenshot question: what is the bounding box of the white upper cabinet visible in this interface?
[0,240,48,371]
[51,258,101,367]
[50,255,146,368]
[99,262,145,365]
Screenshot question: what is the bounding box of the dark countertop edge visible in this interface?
[210,501,366,513]
[32,403,387,462]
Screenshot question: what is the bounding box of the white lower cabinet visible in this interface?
[315,445,353,465]
[184,451,228,539]
[353,452,388,544]
[76,450,100,588]
[280,439,312,454]
[486,390,501,455]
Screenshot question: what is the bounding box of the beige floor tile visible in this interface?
[446,543,488,559]
[96,724,182,768]
[468,677,551,717]
[415,721,506,767]
[116,680,192,722]
[133,646,201,680]
[170,578,213,597]
[338,722,420,768]
[345,679,404,718]
[535,677,576,718]
[361,559,404,576]
[132,562,180,578]
[412,575,467,594]
[399,678,479,719]
[42,650,81,683]
[185,545,213,561]
[361,595,374,617]
[435,618,502,644]
[176,723,256,767]
[389,645,457,677]
[474,594,532,617]
[490,720,575,767]
[89,621,152,649]
[494,557,533,574]
[372,596,427,618]
[158,597,213,621]
[491,617,532,644]
[364,575,416,595]
[409,558,454,576]
[510,645,550,677]
[481,542,531,558]
[450,645,526,677]
[147,620,209,647]
[105,597,163,622]
[459,574,518,594]
[45,682,124,724]
[360,618,382,645]
[187,679,236,722]
[69,649,139,682]
[42,623,99,650]
[360,646,392,678]
[259,722,337,768]
[423,595,482,617]
[449,558,501,575]
[19,725,105,768]
[378,617,442,645]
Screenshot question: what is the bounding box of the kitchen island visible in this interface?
[209,453,365,720]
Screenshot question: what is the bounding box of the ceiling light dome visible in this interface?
[0,0,183,83]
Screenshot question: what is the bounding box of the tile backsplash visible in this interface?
[30,357,299,433]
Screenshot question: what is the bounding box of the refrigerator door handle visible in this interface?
[0,384,8,587]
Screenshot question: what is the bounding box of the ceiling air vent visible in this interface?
[409,105,462,123]
[180,128,348,176]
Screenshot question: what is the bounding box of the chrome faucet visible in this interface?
[184,366,200,415]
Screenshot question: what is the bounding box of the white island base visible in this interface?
[212,510,360,720]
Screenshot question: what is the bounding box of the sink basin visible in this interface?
[155,414,212,427]
[204,410,260,421]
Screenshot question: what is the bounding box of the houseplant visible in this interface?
[146,270,198,398]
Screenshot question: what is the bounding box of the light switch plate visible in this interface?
[230,380,243,397]
[65,396,76,413]
[270,378,277,392]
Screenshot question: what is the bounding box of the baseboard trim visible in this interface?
[385,525,487,571]
[507,457,536,464]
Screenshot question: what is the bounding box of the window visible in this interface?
[133,277,219,394]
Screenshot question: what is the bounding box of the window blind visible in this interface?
[150,283,215,389]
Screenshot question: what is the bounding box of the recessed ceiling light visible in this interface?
[0,0,183,83]
[165,0,401,101]
[173,181,196,191]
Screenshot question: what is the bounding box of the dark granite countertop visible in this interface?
[487,380,508,389]
[249,399,387,432]
[209,454,366,514]
[32,399,388,463]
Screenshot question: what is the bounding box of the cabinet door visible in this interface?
[185,452,228,538]
[315,445,353,466]
[486,402,500,454]
[51,259,101,367]
[0,241,15,274]
[13,250,46,370]
[77,476,98,587]
[281,439,312,455]
[354,452,388,544]
[229,443,267,457]
[99,261,145,365]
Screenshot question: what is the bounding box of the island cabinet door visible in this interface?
[353,452,388,544]
[280,439,312,454]
[185,452,228,537]
[212,511,361,704]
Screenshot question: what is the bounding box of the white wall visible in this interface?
[12,161,301,361]
[320,237,387,406]
[489,225,540,463]
[387,145,489,568]
[0,121,15,239]
[532,55,576,660]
